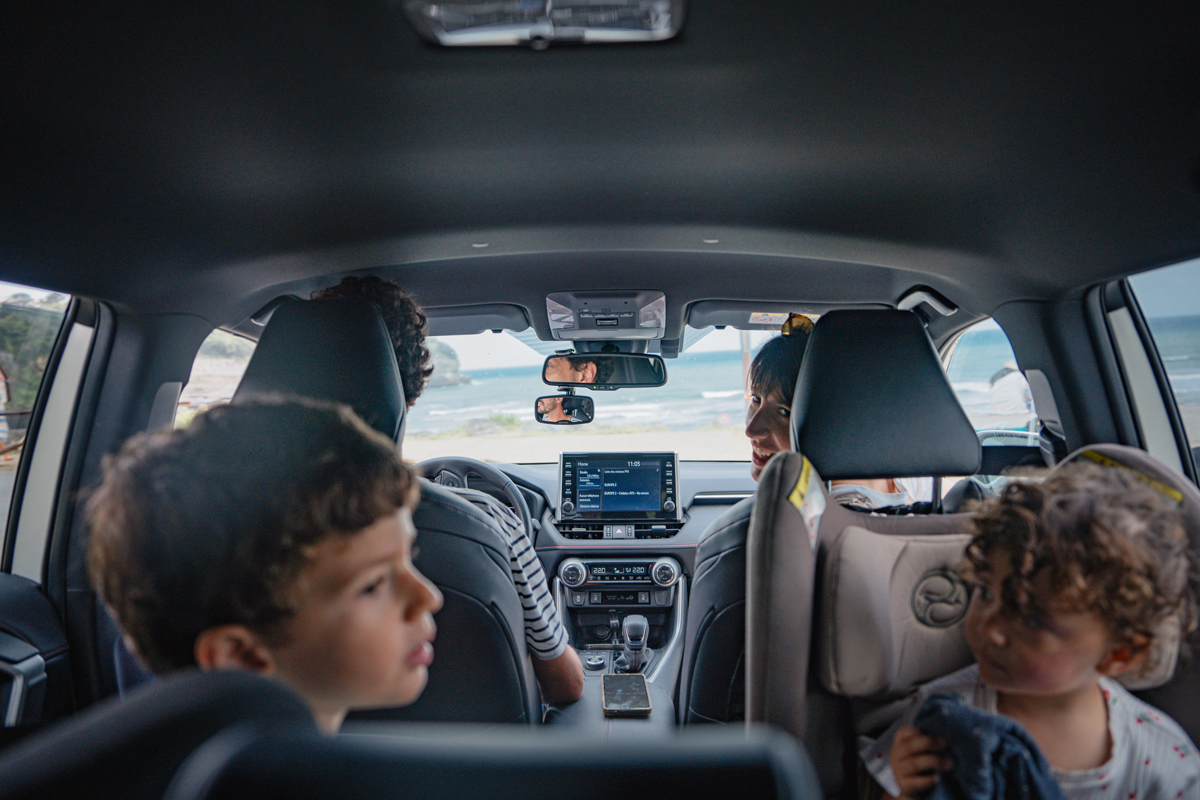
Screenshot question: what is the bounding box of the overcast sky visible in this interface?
[1129,257,1200,319]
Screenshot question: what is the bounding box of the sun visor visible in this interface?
[423,303,531,337]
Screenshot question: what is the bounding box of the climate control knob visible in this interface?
[559,558,586,588]
[652,557,679,587]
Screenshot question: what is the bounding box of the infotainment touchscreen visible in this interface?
[559,452,679,521]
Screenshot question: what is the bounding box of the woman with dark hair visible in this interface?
[744,314,930,505]
[745,315,812,482]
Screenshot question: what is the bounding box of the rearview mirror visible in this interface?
[535,395,595,425]
[542,353,667,389]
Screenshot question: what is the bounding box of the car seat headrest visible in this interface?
[1054,443,1200,690]
[233,298,406,442]
[791,310,980,480]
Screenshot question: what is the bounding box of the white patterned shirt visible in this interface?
[449,486,568,661]
[861,665,1200,800]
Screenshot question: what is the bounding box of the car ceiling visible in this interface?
[3,1,1200,334]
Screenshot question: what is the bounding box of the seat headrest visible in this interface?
[1054,443,1200,689]
[791,310,980,480]
[233,299,406,441]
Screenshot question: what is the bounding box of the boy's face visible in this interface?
[267,507,443,730]
[964,548,1127,700]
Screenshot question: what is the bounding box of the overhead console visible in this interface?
[557,452,682,540]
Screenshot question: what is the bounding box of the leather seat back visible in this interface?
[680,497,753,724]
[0,669,314,800]
[165,724,822,800]
[234,297,538,724]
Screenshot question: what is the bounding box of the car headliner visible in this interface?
[3,2,1199,337]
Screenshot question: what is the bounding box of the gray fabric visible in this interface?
[745,453,818,743]
[816,526,974,696]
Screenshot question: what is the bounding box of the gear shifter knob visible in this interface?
[620,614,649,672]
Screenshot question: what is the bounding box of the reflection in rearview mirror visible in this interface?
[535,395,595,425]
[542,353,667,389]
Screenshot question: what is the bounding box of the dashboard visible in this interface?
[465,453,756,688]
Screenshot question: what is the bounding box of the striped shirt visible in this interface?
[449,486,569,661]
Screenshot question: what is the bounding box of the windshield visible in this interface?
[402,328,773,463]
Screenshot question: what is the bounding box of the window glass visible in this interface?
[404,328,766,463]
[944,319,1038,434]
[177,329,255,428]
[1128,256,1200,449]
[0,283,70,525]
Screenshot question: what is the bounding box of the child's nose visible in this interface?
[403,566,443,618]
[981,610,1007,646]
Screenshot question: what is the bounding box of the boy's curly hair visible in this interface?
[86,397,418,674]
[963,461,1198,664]
[313,275,433,407]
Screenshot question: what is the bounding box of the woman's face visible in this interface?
[745,386,792,481]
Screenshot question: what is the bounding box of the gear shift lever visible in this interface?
[614,614,650,673]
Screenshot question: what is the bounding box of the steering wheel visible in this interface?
[417,456,534,540]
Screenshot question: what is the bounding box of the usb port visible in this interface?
[595,318,619,327]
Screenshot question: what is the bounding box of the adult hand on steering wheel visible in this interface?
[416,456,534,541]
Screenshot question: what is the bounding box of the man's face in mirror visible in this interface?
[537,396,570,422]
[545,356,598,385]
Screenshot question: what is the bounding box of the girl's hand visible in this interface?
[889,725,953,799]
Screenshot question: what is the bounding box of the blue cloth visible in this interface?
[914,694,1068,800]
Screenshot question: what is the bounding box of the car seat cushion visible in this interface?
[817,526,975,697]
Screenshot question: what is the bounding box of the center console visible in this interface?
[551,453,686,688]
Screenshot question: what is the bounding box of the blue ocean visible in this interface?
[1143,315,1200,410]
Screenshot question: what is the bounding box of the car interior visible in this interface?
[3,2,1200,798]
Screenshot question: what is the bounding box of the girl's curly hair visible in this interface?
[963,461,1198,665]
[313,276,433,406]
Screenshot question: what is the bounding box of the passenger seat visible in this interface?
[744,309,982,794]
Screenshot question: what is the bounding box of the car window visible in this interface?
[403,328,765,464]
[177,329,256,428]
[179,326,761,464]
[944,319,1039,435]
[1128,257,1200,452]
[0,283,70,526]
[943,319,1040,489]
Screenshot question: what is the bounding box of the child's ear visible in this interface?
[1097,634,1151,677]
[194,625,277,674]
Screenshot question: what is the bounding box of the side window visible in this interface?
[0,284,70,526]
[944,319,1039,436]
[1128,257,1200,454]
[943,319,1040,490]
[177,329,256,427]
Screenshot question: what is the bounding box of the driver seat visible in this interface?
[234,297,540,724]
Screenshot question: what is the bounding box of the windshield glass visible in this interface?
[402,328,775,463]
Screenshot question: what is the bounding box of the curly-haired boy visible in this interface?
[87,397,443,733]
[867,460,1199,799]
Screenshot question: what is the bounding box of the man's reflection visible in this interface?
[537,396,573,423]
[544,355,599,385]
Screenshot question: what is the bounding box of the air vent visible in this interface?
[634,521,683,539]
[557,521,684,540]
[558,522,606,540]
